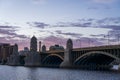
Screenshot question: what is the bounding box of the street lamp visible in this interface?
[59,39,63,46]
[104,32,110,45]
[117,34,120,44]
[76,39,81,48]
[88,38,93,47]
[88,38,90,47]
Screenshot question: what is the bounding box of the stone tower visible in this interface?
[13,43,18,55]
[60,39,73,68]
[30,36,37,52]
[66,39,73,50]
[67,39,73,63]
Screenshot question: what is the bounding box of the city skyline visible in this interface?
[0,0,120,50]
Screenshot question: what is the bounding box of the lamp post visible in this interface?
[104,32,110,45]
[117,34,120,44]
[76,39,81,48]
[88,38,90,47]
[108,32,110,45]
[88,38,93,47]
[60,39,63,46]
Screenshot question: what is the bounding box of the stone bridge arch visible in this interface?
[74,51,120,65]
[42,54,64,67]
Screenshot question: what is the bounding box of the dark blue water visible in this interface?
[0,65,120,80]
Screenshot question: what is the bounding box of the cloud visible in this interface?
[41,36,67,49]
[70,22,92,27]
[108,30,120,40]
[55,20,93,28]
[96,17,120,24]
[0,25,13,28]
[93,17,120,31]
[88,4,111,10]
[1,17,119,50]
[55,30,82,38]
[88,0,118,10]
[55,17,120,30]
[0,25,28,40]
[76,37,104,47]
[92,0,117,3]
[109,30,120,35]
[0,25,17,35]
[99,25,120,30]
[27,22,49,29]
[0,29,26,39]
[53,17,120,46]
[31,0,46,4]
[90,34,105,37]
[0,25,30,50]
[90,30,120,44]
[0,36,30,50]
[41,35,105,50]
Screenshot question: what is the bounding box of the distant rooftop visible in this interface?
[0,43,10,46]
[49,44,64,51]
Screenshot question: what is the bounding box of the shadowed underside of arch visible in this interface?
[42,54,64,67]
[74,51,119,66]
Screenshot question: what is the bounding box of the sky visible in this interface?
[0,0,120,50]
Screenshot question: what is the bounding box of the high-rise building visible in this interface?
[30,36,37,52]
[8,43,20,66]
[0,43,14,63]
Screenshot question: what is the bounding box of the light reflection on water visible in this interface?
[0,65,120,80]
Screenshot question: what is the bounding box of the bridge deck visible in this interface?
[45,50,64,53]
[73,45,120,51]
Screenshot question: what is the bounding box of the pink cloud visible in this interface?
[41,36,67,50]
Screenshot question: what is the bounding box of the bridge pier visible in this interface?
[60,39,73,68]
[60,50,72,68]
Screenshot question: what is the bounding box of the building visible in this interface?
[24,36,41,66]
[42,45,46,53]
[8,44,20,66]
[30,36,37,52]
[19,47,29,56]
[0,43,14,64]
[49,44,64,51]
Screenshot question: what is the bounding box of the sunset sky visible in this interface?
[0,0,120,50]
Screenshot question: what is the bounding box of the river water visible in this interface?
[0,65,120,80]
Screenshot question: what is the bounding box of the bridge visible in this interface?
[40,50,64,67]
[40,39,120,70]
